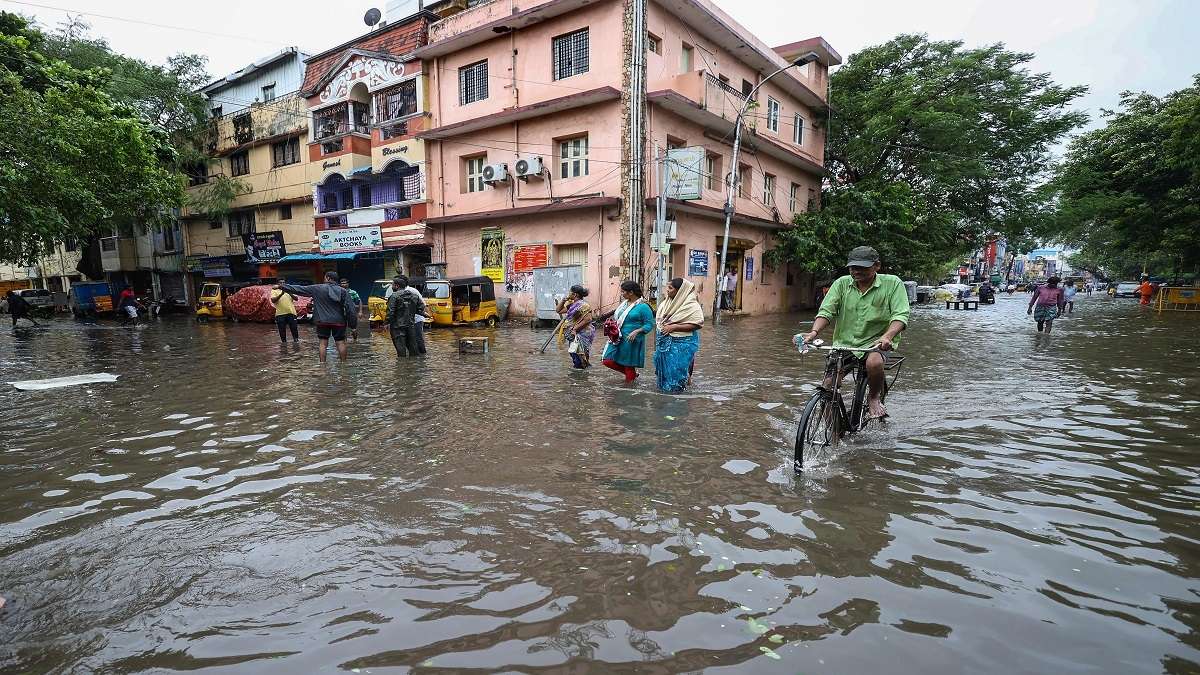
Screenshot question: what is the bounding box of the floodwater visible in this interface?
[1,293,1197,674]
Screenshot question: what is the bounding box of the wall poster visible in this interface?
[688,249,709,277]
[480,227,505,283]
[504,242,549,294]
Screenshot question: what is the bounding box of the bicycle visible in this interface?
[793,341,906,471]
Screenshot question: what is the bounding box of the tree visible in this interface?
[766,34,1087,281]
[0,12,186,267]
[1049,76,1200,280]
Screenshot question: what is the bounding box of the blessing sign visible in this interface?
[318,226,383,253]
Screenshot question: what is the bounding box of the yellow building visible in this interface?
[181,48,316,292]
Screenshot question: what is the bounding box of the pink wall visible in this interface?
[429,2,625,128]
[429,101,624,219]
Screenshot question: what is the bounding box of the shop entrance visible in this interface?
[716,237,755,310]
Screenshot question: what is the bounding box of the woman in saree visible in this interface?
[654,277,704,392]
[556,285,595,368]
[601,280,655,383]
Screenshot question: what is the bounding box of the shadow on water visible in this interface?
[1,295,1198,673]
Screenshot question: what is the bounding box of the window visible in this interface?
[209,221,222,230]
[230,151,249,176]
[737,163,751,198]
[808,188,817,211]
[162,227,177,252]
[271,137,300,167]
[552,28,589,81]
[681,43,694,73]
[228,210,255,237]
[559,136,589,178]
[793,113,805,145]
[465,155,486,193]
[556,243,588,277]
[63,238,78,252]
[358,184,372,208]
[766,98,780,133]
[186,161,208,186]
[261,84,275,103]
[210,106,222,118]
[789,182,801,212]
[459,60,489,105]
[705,153,721,191]
[742,79,753,99]
[666,136,685,151]
[280,204,293,220]
[763,173,776,206]
[647,33,661,55]
[375,80,418,124]
[100,237,116,252]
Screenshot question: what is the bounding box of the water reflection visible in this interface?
[1,296,1198,673]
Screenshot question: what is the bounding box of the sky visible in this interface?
[4,0,1199,138]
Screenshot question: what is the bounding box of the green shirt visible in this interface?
[347,289,361,305]
[816,273,911,349]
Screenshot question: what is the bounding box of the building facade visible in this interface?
[182,48,314,296]
[290,10,439,299]
[415,0,839,316]
[0,241,88,297]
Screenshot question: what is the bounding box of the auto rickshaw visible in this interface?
[195,282,249,321]
[368,279,392,325]
[423,276,498,327]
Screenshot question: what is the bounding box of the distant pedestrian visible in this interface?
[721,266,738,310]
[386,275,426,357]
[1063,283,1078,314]
[556,285,595,369]
[117,286,141,325]
[340,279,362,340]
[654,278,705,392]
[6,291,39,328]
[600,281,654,383]
[271,286,300,343]
[278,271,356,362]
[1138,276,1154,306]
[405,278,430,353]
[1028,276,1066,333]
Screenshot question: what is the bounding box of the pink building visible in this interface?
[416,0,839,316]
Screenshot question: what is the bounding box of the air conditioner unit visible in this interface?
[482,163,509,184]
[660,220,677,241]
[513,156,544,179]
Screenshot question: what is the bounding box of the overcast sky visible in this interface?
[5,0,1199,136]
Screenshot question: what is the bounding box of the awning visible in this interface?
[277,252,361,262]
[350,166,373,176]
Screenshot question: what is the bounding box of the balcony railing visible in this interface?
[703,73,749,122]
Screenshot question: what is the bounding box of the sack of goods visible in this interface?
[225,285,312,322]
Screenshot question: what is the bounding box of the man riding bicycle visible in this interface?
[798,246,910,420]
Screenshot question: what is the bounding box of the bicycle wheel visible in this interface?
[849,371,870,432]
[794,391,843,470]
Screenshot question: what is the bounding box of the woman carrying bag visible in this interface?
[600,281,654,383]
[556,285,595,369]
[654,278,704,392]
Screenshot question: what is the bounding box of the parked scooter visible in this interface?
[148,295,188,317]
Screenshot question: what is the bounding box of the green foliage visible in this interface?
[185,175,252,222]
[1049,75,1200,278]
[768,34,1086,281]
[0,13,208,265]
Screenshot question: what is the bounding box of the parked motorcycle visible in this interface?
[148,295,188,317]
[978,285,996,304]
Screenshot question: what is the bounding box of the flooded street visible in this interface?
[1,294,1197,673]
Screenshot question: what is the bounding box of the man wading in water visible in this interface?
[277,271,357,362]
[798,246,910,420]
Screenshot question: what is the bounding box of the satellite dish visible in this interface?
[364,7,382,26]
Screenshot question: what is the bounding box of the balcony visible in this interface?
[702,73,750,122]
[100,236,138,272]
[313,101,370,142]
[211,94,307,154]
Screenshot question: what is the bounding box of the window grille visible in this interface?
[552,29,589,80]
[459,60,489,105]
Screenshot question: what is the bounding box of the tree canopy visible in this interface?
[1048,76,1200,279]
[0,13,207,266]
[767,34,1087,281]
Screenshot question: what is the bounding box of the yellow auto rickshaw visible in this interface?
[195,282,247,321]
[424,276,498,327]
[368,279,392,325]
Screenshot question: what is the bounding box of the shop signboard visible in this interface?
[689,249,709,277]
[745,257,754,281]
[242,230,286,263]
[666,146,705,200]
[318,226,382,253]
[202,257,232,278]
[183,255,206,272]
[481,227,505,283]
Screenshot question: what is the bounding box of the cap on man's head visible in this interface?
[847,246,880,268]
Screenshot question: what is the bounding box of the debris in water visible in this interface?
[759,646,781,660]
[757,402,782,410]
[10,373,119,391]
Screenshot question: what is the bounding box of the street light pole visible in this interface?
[713,51,821,324]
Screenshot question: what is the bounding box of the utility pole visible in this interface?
[713,51,821,325]
[655,145,668,303]
[625,0,648,286]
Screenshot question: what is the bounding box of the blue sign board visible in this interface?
[745,257,754,281]
[688,249,709,277]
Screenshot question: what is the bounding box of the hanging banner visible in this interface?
[481,227,505,283]
[242,231,286,263]
[688,249,709,277]
[318,226,382,253]
[745,257,754,281]
[666,146,705,200]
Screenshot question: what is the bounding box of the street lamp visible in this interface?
[713,51,821,324]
